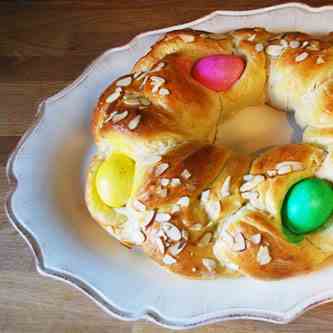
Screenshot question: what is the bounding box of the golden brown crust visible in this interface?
[86,27,333,280]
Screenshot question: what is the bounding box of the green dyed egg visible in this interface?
[282,178,333,235]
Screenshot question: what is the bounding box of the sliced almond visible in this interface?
[156,237,165,254]
[182,229,189,241]
[316,55,325,64]
[266,169,277,177]
[106,87,122,103]
[295,52,309,62]
[177,196,190,207]
[142,210,155,228]
[159,88,170,96]
[162,254,176,265]
[155,212,171,222]
[160,178,170,187]
[170,178,181,187]
[280,39,289,48]
[240,175,265,192]
[133,199,146,212]
[116,76,132,87]
[162,223,182,241]
[179,34,195,43]
[249,233,262,245]
[201,190,210,203]
[128,114,142,130]
[205,200,221,220]
[112,110,128,123]
[257,245,272,265]
[170,204,181,214]
[220,176,231,198]
[289,40,301,48]
[266,44,284,57]
[168,240,187,256]
[155,163,169,176]
[248,34,256,42]
[255,43,264,52]
[301,41,309,48]
[180,169,191,180]
[232,232,246,252]
[202,258,216,272]
[151,62,166,72]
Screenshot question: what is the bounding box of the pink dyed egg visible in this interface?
[191,55,245,92]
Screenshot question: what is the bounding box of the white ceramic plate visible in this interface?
[6,3,333,329]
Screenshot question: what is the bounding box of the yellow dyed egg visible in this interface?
[95,153,135,207]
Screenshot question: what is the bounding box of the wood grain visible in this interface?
[2,1,333,332]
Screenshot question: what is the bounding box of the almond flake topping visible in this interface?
[128,114,142,130]
[201,190,210,203]
[177,196,190,207]
[112,110,128,123]
[170,204,181,214]
[180,169,191,180]
[162,254,176,265]
[106,87,122,103]
[133,71,142,79]
[156,237,165,254]
[240,175,265,192]
[280,39,289,48]
[168,240,187,256]
[198,232,212,247]
[162,223,182,241]
[266,44,284,57]
[103,110,118,124]
[116,76,132,87]
[139,75,149,90]
[266,169,277,177]
[151,62,166,72]
[301,41,309,48]
[289,40,301,49]
[142,210,155,228]
[220,176,231,198]
[249,233,262,245]
[179,34,195,43]
[159,178,169,187]
[170,178,181,187]
[255,43,264,53]
[207,33,227,40]
[158,188,168,198]
[243,174,254,181]
[316,56,325,64]
[232,232,246,252]
[155,212,171,222]
[295,52,309,62]
[155,163,169,176]
[123,93,140,106]
[159,88,170,96]
[276,161,304,175]
[202,258,216,272]
[182,229,189,240]
[248,34,256,42]
[257,245,272,265]
[205,200,221,220]
[133,199,145,212]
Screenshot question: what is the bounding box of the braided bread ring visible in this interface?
[86,27,333,279]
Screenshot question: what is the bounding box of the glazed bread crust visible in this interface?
[86,27,333,280]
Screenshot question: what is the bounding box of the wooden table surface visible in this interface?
[2,1,333,332]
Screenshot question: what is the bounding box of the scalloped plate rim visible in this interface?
[6,2,333,329]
